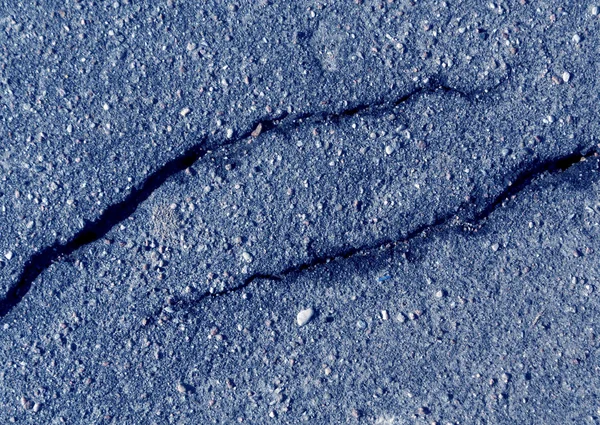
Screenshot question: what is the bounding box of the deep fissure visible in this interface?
[0,72,518,319]
[164,148,598,317]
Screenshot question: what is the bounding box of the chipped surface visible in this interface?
[1,1,600,423]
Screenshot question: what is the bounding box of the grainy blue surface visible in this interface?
[1,1,599,423]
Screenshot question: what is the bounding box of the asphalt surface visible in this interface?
[1,1,600,424]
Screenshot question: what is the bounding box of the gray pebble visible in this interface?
[176,382,187,393]
[296,307,314,326]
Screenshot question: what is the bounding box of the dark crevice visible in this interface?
[0,73,511,319]
[164,148,598,317]
[473,147,597,223]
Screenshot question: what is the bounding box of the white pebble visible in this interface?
[241,252,253,263]
[180,107,191,117]
[562,72,571,83]
[296,307,314,326]
[226,128,234,139]
[572,34,581,43]
[591,6,598,16]
[381,310,389,320]
[4,251,13,260]
[385,145,394,155]
[20,396,30,410]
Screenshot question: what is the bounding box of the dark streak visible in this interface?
[0,74,511,319]
[472,147,596,222]
[166,148,597,317]
[0,142,206,318]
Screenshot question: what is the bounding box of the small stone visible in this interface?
[385,145,394,155]
[296,307,314,326]
[562,72,571,83]
[241,252,253,263]
[591,5,599,16]
[491,243,499,252]
[226,128,234,139]
[435,290,445,299]
[4,251,13,260]
[501,373,511,383]
[572,34,581,43]
[251,123,263,138]
[176,382,187,393]
[418,406,430,415]
[20,396,31,410]
[396,312,406,323]
[381,310,389,320]
[32,402,41,413]
[180,107,191,117]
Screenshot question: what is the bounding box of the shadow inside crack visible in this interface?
[166,149,599,317]
[0,142,206,318]
[0,74,513,320]
[472,146,598,223]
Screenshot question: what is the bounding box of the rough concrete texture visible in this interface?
[2,0,599,292]
[1,1,600,424]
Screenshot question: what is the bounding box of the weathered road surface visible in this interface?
[1,1,599,424]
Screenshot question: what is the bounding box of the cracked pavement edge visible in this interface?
[0,73,514,319]
[159,148,599,319]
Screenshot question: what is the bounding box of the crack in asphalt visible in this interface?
[163,147,598,318]
[0,72,512,320]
